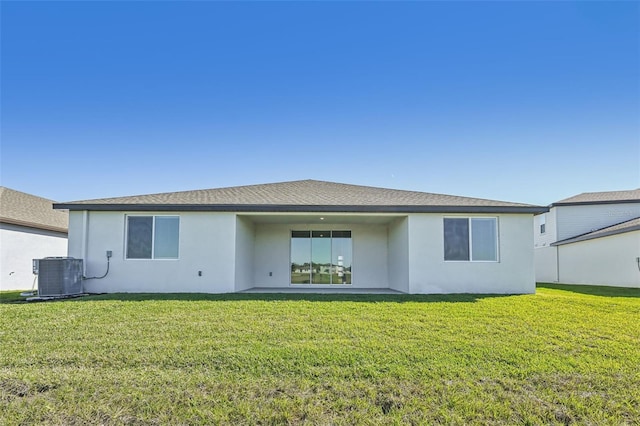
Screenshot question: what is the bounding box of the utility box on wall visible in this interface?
[35,257,83,297]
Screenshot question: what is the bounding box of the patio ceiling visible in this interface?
[237,212,406,225]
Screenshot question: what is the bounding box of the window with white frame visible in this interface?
[539,214,546,234]
[444,217,498,261]
[126,216,180,259]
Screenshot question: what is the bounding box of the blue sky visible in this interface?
[1,1,638,206]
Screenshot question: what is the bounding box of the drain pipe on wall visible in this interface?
[80,211,89,277]
[555,245,560,283]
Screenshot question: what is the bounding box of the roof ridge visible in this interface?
[60,179,537,207]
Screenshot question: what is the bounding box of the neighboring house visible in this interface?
[534,189,640,288]
[54,180,545,294]
[0,187,69,291]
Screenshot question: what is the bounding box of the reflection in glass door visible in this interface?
[311,231,331,283]
[290,230,352,285]
[291,231,311,283]
[332,231,352,284]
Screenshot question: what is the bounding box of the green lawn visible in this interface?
[1,285,639,425]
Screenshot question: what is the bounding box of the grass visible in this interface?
[0,290,25,304]
[1,285,638,425]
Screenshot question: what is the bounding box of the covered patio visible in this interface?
[234,212,409,293]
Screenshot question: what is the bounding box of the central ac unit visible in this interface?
[35,257,83,297]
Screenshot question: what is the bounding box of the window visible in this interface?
[290,230,352,284]
[539,214,546,234]
[444,218,498,262]
[126,216,179,259]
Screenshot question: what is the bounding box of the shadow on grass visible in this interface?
[68,292,516,304]
[537,282,640,298]
[0,290,28,304]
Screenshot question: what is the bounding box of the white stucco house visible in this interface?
[534,189,640,288]
[53,180,546,294]
[0,187,69,291]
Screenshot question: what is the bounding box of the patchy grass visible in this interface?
[0,290,27,304]
[1,286,638,424]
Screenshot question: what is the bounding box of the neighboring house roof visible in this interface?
[552,189,640,206]
[552,217,640,246]
[53,179,546,214]
[0,187,68,233]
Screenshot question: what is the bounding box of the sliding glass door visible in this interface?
[291,230,352,285]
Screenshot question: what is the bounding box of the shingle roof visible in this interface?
[54,180,546,214]
[553,189,640,206]
[552,217,640,246]
[0,187,68,233]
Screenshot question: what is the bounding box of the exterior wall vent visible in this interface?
[35,257,83,297]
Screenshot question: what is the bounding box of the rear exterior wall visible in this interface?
[408,214,535,294]
[66,211,536,294]
[67,211,237,293]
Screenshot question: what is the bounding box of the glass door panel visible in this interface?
[332,231,352,284]
[311,231,331,284]
[291,231,311,284]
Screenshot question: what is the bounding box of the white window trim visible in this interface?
[125,215,180,260]
[443,216,499,263]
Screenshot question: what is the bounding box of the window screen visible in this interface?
[444,218,470,261]
[126,216,153,259]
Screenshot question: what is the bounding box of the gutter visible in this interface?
[53,203,549,215]
[552,199,640,207]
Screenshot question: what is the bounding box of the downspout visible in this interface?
[555,245,560,283]
[81,210,89,281]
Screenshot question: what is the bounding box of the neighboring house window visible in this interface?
[126,216,179,259]
[444,218,498,261]
[539,214,546,234]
